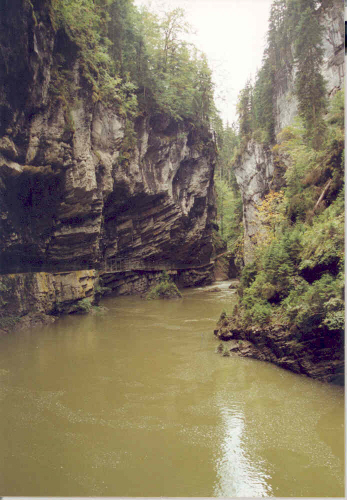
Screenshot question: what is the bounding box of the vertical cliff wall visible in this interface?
[0,1,217,325]
[234,0,344,264]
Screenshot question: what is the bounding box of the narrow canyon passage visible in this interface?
[0,282,344,497]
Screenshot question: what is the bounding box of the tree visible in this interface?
[252,57,275,143]
[236,79,253,139]
[266,0,290,71]
[293,3,327,147]
[217,123,239,181]
[191,52,215,123]
[131,4,214,123]
[159,8,192,74]
[215,178,242,245]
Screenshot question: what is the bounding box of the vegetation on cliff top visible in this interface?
[236,0,329,149]
[49,0,215,126]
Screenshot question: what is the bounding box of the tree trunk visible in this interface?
[312,179,332,214]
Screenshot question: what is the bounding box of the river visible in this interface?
[0,281,344,497]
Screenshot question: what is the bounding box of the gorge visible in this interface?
[0,0,345,496]
[0,0,344,385]
[213,0,344,386]
[0,0,219,327]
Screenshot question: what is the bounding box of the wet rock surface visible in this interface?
[214,316,344,385]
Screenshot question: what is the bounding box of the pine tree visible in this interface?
[266,0,290,71]
[252,57,275,143]
[293,2,327,147]
[236,79,253,139]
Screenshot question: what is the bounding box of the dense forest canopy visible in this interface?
[50,0,216,125]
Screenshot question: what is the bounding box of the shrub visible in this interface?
[0,316,21,330]
[70,298,92,314]
[240,261,257,289]
[233,84,344,334]
[282,273,344,332]
[242,300,272,326]
[146,272,182,300]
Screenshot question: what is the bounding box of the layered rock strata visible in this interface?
[214,315,344,385]
[100,264,214,297]
[0,1,217,322]
[0,270,96,333]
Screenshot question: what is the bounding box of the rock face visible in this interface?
[274,0,344,136]
[214,316,344,385]
[234,0,344,264]
[0,1,216,319]
[0,270,96,333]
[233,141,274,264]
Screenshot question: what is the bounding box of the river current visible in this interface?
[0,281,344,496]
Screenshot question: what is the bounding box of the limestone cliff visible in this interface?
[0,0,216,324]
[234,0,344,264]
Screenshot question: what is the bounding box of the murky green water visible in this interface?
[0,281,344,496]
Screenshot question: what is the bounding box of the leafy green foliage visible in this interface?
[215,178,242,244]
[133,5,215,122]
[236,89,344,335]
[283,273,344,332]
[214,124,243,251]
[299,189,344,272]
[256,190,286,246]
[146,272,182,300]
[48,0,139,143]
[252,58,275,144]
[50,0,216,134]
[70,298,92,313]
[239,204,344,332]
[235,0,328,149]
[293,3,327,147]
[239,261,257,290]
[236,79,253,140]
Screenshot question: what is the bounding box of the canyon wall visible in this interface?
[234,0,344,264]
[0,0,217,326]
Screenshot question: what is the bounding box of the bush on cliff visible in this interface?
[237,187,344,333]
[146,272,182,300]
[235,91,344,335]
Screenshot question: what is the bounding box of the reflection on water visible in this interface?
[0,281,344,497]
[214,403,272,497]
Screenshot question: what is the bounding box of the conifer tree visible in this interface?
[236,79,253,139]
[252,58,275,143]
[293,1,327,147]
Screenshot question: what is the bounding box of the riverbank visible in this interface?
[0,263,215,335]
[0,284,344,497]
[0,270,97,335]
[214,313,344,385]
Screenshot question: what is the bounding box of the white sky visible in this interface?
[133,0,273,125]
